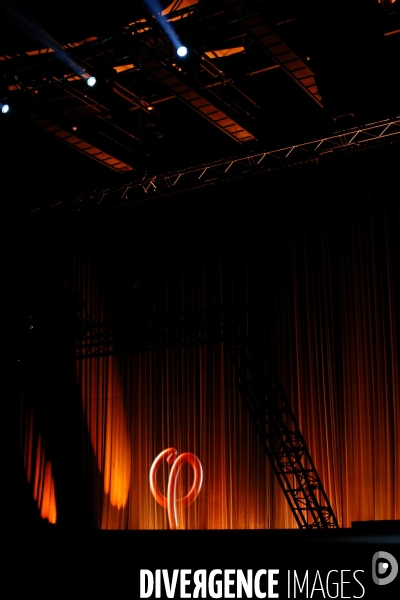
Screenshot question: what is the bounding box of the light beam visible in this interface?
[142,0,188,56]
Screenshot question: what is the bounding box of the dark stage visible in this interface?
[1,1,400,597]
[8,527,400,597]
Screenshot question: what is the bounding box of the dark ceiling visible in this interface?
[1,0,400,215]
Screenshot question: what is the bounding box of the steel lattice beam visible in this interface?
[229,336,339,529]
[31,115,400,218]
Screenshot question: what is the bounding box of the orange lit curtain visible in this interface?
[70,233,278,528]
[265,192,400,527]
[75,343,284,529]
[20,403,57,524]
[25,151,399,529]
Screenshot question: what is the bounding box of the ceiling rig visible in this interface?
[0,1,336,170]
[2,0,399,193]
[29,115,400,219]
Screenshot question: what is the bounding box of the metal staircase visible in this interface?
[228,330,338,529]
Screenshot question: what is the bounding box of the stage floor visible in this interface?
[9,524,400,598]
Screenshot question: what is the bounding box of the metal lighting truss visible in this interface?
[33,115,400,217]
[228,332,339,529]
[74,305,339,529]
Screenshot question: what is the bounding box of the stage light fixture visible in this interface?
[177,45,188,57]
[87,76,97,87]
[1,103,10,114]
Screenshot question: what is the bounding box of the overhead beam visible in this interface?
[222,0,323,108]
[31,113,134,173]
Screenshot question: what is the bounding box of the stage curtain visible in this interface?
[20,403,57,524]
[263,192,400,527]
[22,153,399,529]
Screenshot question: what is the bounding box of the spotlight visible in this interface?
[1,103,10,114]
[87,76,96,87]
[177,45,188,58]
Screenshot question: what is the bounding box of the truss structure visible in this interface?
[32,115,400,218]
[228,333,339,529]
[3,0,400,198]
[74,305,339,529]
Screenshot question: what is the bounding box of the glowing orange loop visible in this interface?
[150,447,203,529]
